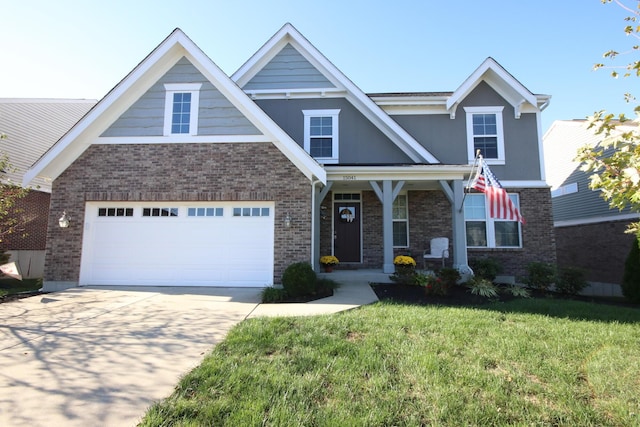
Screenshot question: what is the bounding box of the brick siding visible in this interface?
[0,190,50,251]
[320,187,556,278]
[45,143,311,284]
[555,219,635,285]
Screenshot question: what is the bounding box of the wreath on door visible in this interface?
[339,207,355,223]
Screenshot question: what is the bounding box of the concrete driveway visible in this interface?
[0,286,262,427]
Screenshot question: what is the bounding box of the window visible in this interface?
[303,109,340,163]
[464,106,505,164]
[142,207,179,217]
[393,194,409,247]
[164,83,202,136]
[551,182,578,198]
[98,207,133,217]
[187,207,224,217]
[232,207,270,217]
[464,193,521,248]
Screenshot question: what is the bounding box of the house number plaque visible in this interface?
[342,175,356,180]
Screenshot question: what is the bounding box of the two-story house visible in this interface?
[23,24,555,291]
[544,119,638,286]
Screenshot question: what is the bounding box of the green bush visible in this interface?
[282,262,317,298]
[523,262,556,293]
[261,287,287,303]
[469,257,503,281]
[555,267,588,296]
[622,237,640,303]
[437,267,461,287]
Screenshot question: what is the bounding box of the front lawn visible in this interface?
[140,299,640,426]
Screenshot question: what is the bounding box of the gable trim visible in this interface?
[232,23,440,164]
[24,29,326,186]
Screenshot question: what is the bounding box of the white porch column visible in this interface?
[312,182,332,271]
[370,180,405,274]
[439,179,468,269]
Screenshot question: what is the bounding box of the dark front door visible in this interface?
[334,202,361,263]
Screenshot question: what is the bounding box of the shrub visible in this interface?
[467,278,499,299]
[416,273,448,296]
[505,285,531,298]
[437,267,461,287]
[523,262,556,293]
[622,237,640,303]
[282,262,317,298]
[555,267,588,295]
[261,287,287,303]
[390,256,417,285]
[469,257,503,281]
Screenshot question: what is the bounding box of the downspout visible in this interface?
[311,178,321,269]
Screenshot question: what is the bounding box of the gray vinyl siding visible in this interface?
[551,147,634,222]
[102,57,260,137]
[242,44,335,90]
[255,98,413,164]
[392,81,542,180]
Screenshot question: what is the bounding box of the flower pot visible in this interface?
[323,265,334,273]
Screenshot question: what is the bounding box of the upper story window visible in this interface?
[164,83,202,136]
[303,109,340,164]
[464,106,505,164]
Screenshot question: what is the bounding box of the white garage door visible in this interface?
[79,202,274,287]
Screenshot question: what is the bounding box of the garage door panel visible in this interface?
[80,203,274,287]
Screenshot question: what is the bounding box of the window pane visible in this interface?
[216,208,223,216]
[252,208,260,216]
[233,208,241,217]
[464,195,486,219]
[392,195,407,219]
[495,221,520,247]
[466,221,487,247]
[261,208,269,216]
[242,207,251,216]
[197,207,205,216]
[393,222,408,247]
[188,208,196,216]
[474,136,498,159]
[310,137,333,157]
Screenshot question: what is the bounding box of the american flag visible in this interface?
[471,158,525,224]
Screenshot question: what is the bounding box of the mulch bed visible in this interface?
[0,291,46,304]
[370,283,638,308]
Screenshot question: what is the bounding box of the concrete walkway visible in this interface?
[0,276,379,427]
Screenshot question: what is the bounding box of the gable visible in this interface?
[243,44,335,91]
[24,29,325,186]
[102,58,260,137]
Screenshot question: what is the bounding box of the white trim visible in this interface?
[303,109,340,164]
[245,88,346,100]
[464,193,523,248]
[464,106,505,164]
[231,23,440,164]
[96,135,272,144]
[23,29,326,185]
[554,213,640,228]
[163,83,202,136]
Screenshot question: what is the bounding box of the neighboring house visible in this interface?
[543,119,638,285]
[23,24,555,291]
[0,99,96,278]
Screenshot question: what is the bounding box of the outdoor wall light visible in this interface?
[284,213,292,228]
[58,211,70,228]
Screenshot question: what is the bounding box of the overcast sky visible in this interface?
[1,0,637,132]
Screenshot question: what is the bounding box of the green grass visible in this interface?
[0,278,42,297]
[140,299,640,426]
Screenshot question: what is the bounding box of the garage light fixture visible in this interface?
[59,211,70,228]
[284,213,292,228]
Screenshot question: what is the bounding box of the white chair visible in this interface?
[423,237,449,269]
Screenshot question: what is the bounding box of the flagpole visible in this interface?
[459,150,482,212]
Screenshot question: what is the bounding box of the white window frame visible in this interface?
[392,193,409,248]
[464,106,505,165]
[163,83,202,136]
[303,109,340,164]
[464,193,522,248]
